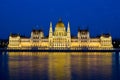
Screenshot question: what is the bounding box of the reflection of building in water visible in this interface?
[48,53,71,80]
[8,52,49,80]
[8,19,113,49]
[0,53,9,80]
[8,52,71,80]
[4,52,114,80]
[71,52,112,80]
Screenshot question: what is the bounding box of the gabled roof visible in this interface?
[101,33,111,38]
[78,29,89,32]
[10,33,20,37]
[32,29,43,33]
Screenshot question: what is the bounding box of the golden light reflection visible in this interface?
[49,53,71,80]
[8,52,49,80]
[71,52,112,79]
[7,52,113,80]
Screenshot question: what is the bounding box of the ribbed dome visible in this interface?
[56,19,65,28]
[54,19,66,36]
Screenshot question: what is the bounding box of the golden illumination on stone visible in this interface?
[56,20,65,28]
[8,19,113,49]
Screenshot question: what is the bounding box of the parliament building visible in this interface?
[8,19,113,50]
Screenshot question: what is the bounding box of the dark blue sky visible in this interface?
[0,0,120,39]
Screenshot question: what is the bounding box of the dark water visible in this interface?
[0,52,120,80]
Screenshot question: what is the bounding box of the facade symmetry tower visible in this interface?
[8,19,113,49]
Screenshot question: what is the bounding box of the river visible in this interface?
[0,52,120,80]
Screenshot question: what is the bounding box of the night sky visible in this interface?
[0,0,120,39]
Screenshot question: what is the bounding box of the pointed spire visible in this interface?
[49,22,53,33]
[67,22,71,38]
[67,22,70,32]
[49,22,53,38]
[50,22,52,27]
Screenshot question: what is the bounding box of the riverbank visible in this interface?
[0,48,120,52]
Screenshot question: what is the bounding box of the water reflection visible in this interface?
[0,52,119,80]
[71,52,112,80]
[0,52,9,80]
[112,52,120,80]
[8,52,49,80]
[49,53,71,80]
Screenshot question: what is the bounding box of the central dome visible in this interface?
[56,19,65,28]
[54,19,66,36]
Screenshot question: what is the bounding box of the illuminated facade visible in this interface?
[8,19,113,49]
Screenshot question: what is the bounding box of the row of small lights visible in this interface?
[113,41,120,47]
[0,42,8,46]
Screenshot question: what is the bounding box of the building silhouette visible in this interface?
[8,19,113,49]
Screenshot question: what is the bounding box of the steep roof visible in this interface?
[10,33,20,37]
[101,33,111,38]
